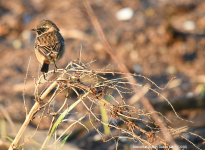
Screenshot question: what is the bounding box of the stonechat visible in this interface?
[32,20,65,74]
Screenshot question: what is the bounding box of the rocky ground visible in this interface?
[0,0,205,149]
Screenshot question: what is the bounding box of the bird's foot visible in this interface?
[43,73,47,81]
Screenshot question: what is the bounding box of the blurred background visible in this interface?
[1,0,205,149]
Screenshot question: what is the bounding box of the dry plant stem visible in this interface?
[82,100,152,146]
[9,77,60,150]
[84,2,179,149]
[18,106,47,148]
[23,57,31,116]
[47,115,87,149]
[40,91,69,149]
[40,117,55,150]
[40,90,90,149]
[60,77,112,107]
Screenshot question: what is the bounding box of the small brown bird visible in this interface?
[32,20,65,74]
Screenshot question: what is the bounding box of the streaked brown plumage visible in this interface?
[32,20,65,73]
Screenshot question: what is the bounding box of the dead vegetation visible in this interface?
[0,0,205,150]
[8,59,205,150]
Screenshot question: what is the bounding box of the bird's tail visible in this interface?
[41,63,49,73]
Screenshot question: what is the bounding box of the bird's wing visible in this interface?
[35,32,63,60]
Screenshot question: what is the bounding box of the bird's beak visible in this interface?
[31,29,36,31]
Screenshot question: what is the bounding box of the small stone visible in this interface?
[115,7,134,21]
[120,138,127,142]
[187,92,194,98]
[130,50,138,60]
[93,134,101,141]
[13,39,22,49]
[133,64,142,74]
[166,66,177,74]
[22,30,32,41]
[182,21,195,30]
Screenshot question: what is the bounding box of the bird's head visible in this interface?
[31,20,59,36]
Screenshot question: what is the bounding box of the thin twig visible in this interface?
[9,77,62,150]
[23,57,31,115]
[83,2,179,149]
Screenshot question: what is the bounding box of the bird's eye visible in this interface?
[37,28,48,35]
[39,28,48,32]
[37,30,42,35]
